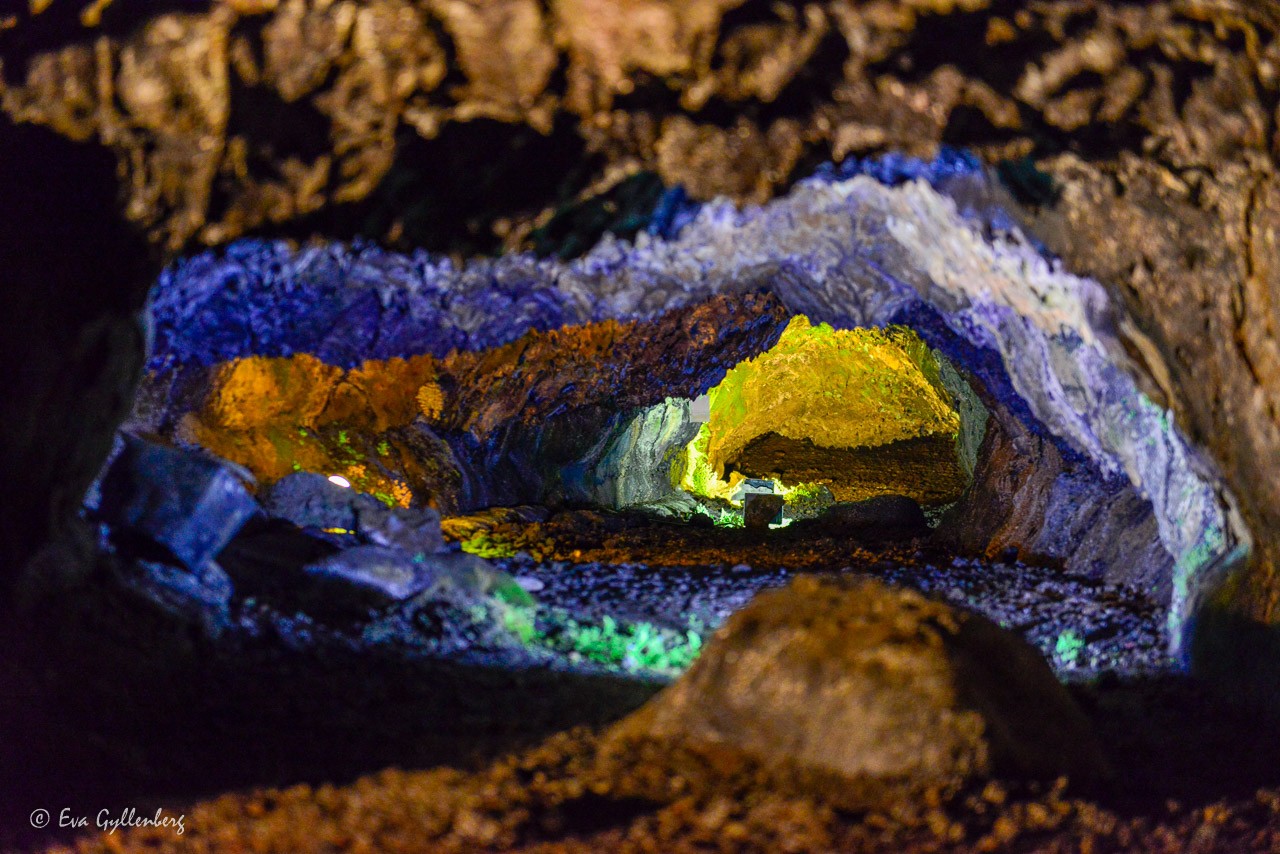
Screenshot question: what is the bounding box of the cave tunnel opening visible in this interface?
[670,315,980,526]
[8,0,1280,844]
[110,157,1249,695]
[3,148,1259,845]
[124,228,1221,689]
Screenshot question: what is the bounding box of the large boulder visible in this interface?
[96,435,259,570]
[602,576,1107,811]
[260,472,444,556]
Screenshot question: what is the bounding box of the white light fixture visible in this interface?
[328,474,352,488]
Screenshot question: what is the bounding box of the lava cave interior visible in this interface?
[5,151,1261,850]
[5,3,1280,844]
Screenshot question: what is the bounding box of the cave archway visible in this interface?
[134,156,1243,661]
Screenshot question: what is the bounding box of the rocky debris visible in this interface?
[809,495,929,542]
[222,518,524,622]
[54,716,1280,854]
[260,472,443,556]
[299,545,440,618]
[218,515,337,589]
[95,434,259,570]
[383,551,538,652]
[742,493,784,529]
[502,549,1171,677]
[602,576,1108,812]
[217,513,427,619]
[108,559,234,638]
[361,505,443,556]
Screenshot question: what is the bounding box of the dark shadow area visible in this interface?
[239,117,600,256]
[0,536,663,849]
[0,115,155,586]
[1071,675,1280,812]
[0,0,212,68]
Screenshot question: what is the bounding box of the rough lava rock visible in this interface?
[300,546,440,618]
[603,576,1108,811]
[223,520,522,623]
[109,559,235,639]
[96,434,259,570]
[261,471,444,556]
[128,163,1236,644]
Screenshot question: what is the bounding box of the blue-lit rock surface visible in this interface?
[96,435,259,571]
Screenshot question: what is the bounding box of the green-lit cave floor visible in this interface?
[438,507,1168,676]
[5,504,1191,850]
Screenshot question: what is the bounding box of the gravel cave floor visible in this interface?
[15,510,1280,852]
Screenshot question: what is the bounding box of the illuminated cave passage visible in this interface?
[97,154,1242,711]
[672,316,978,514]
[10,2,1280,847]
[3,149,1259,841]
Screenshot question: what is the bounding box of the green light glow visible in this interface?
[678,316,961,503]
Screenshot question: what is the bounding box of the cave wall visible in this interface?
[134,290,790,513]
[1026,157,1280,635]
[7,0,1280,259]
[2,0,1277,677]
[560,397,701,514]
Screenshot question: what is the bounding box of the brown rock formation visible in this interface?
[602,575,1107,811]
[731,431,968,506]
[6,1,1278,252]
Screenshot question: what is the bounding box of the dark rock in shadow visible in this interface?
[743,493,785,529]
[802,495,929,542]
[261,471,445,556]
